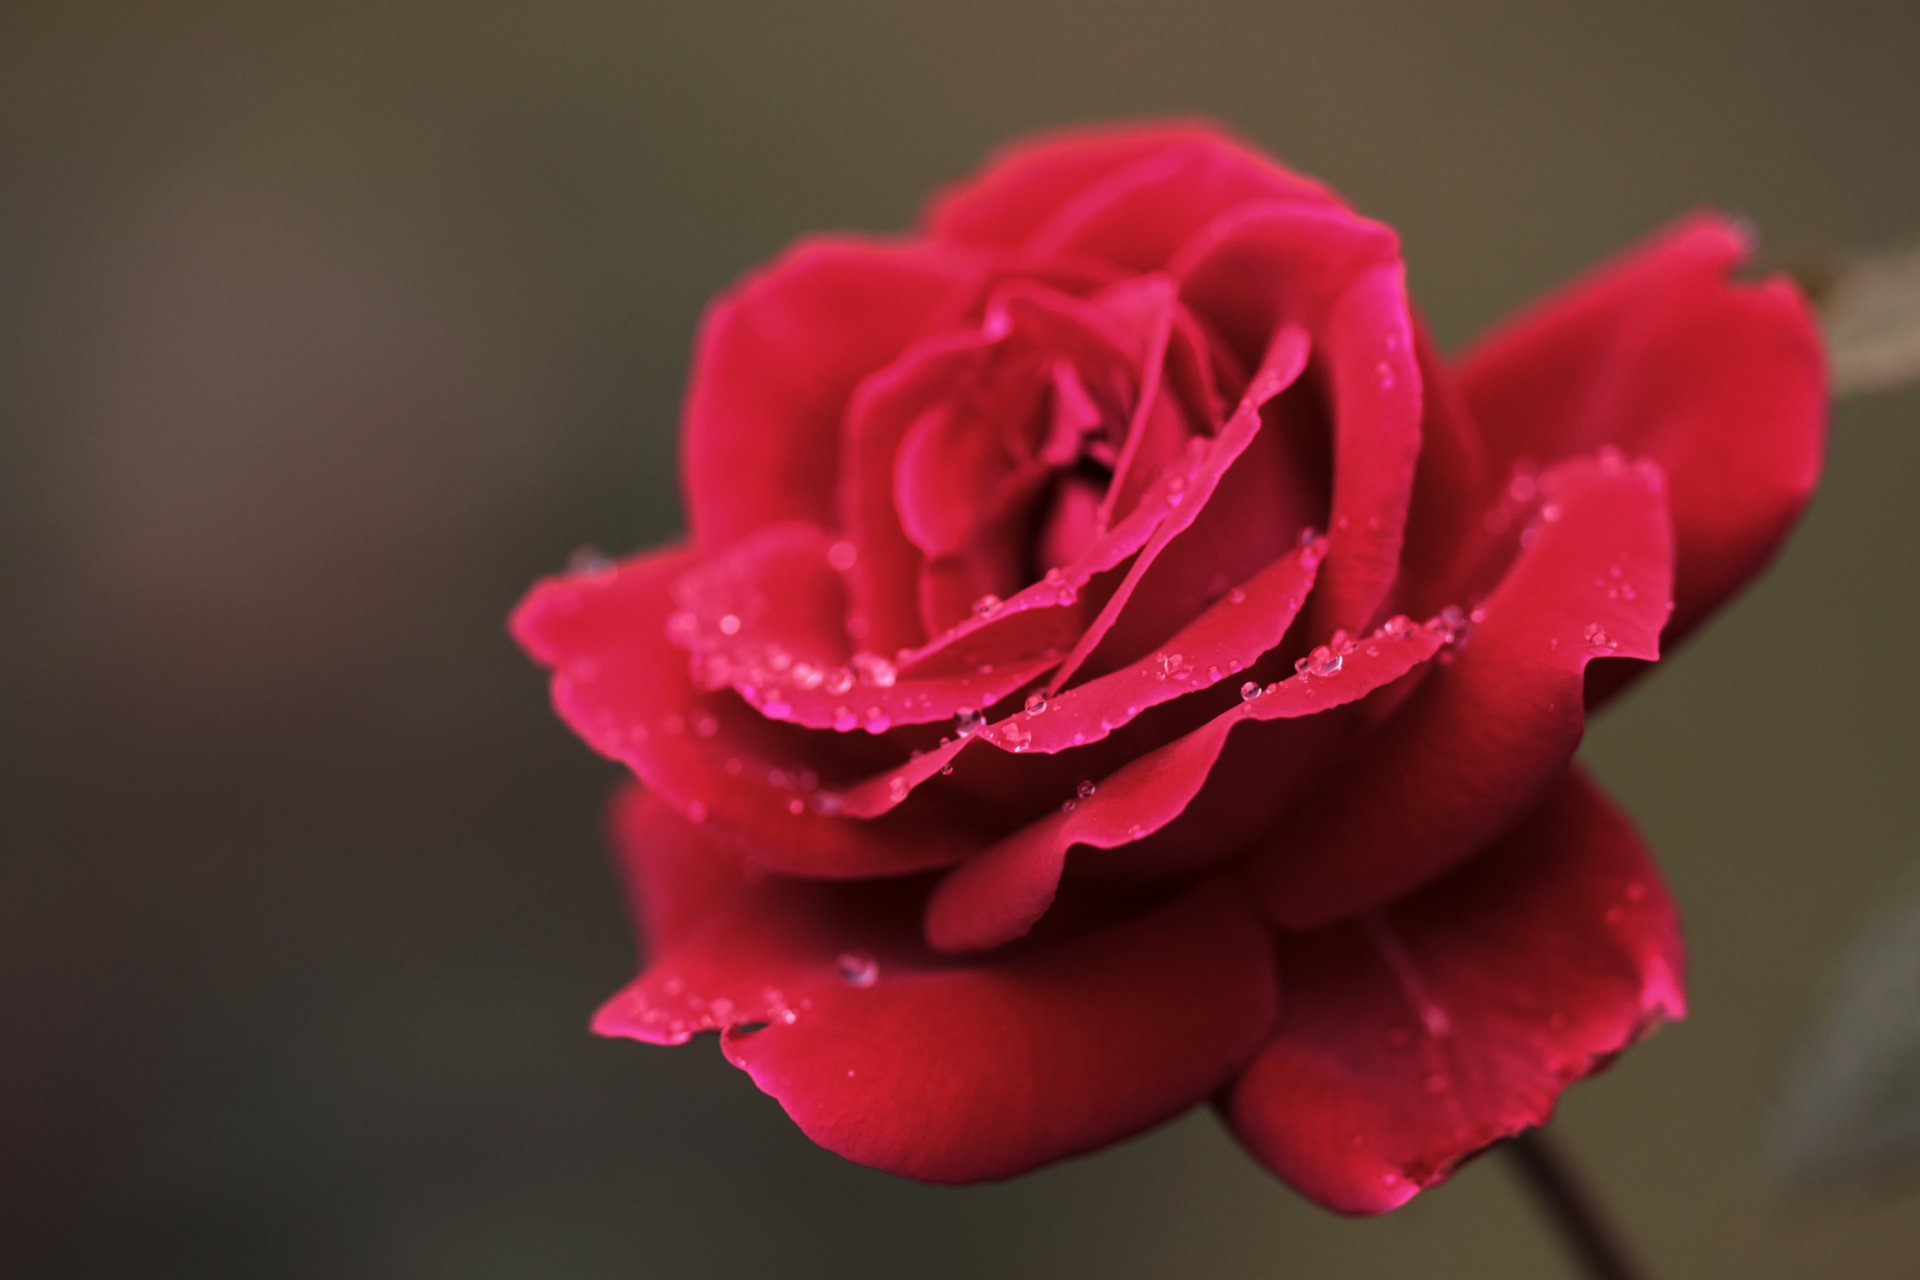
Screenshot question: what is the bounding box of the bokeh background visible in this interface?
[8,3,1920,1276]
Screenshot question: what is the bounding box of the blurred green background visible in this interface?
[7,3,1920,1276]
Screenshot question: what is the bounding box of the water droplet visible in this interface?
[1024,691,1048,716]
[717,613,742,636]
[852,652,897,688]
[1226,586,1248,605]
[954,708,983,738]
[1076,779,1097,800]
[786,798,805,816]
[1158,652,1189,681]
[837,950,878,988]
[1539,501,1563,524]
[1307,645,1344,677]
[1240,680,1263,701]
[1382,614,1415,639]
[1427,604,1473,647]
[1583,623,1618,652]
[972,593,1002,619]
[826,540,859,572]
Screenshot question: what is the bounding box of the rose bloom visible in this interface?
[513,121,1823,1212]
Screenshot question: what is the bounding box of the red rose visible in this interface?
[512,121,1823,1212]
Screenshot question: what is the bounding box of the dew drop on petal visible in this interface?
[1240,680,1263,701]
[1307,645,1344,677]
[836,950,878,988]
[1076,779,1097,800]
[1024,691,1048,716]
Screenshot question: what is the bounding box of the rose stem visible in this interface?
[1506,1129,1652,1280]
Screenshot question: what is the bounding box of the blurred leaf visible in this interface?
[1771,884,1920,1190]
[1803,242,1920,396]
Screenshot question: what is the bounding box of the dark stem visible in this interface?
[1506,1129,1652,1280]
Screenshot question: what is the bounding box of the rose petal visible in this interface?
[924,119,1333,252]
[976,534,1323,756]
[1044,321,1313,692]
[1176,203,1422,637]
[669,523,1061,732]
[609,877,1280,1184]
[608,784,753,959]
[1220,769,1685,1214]
[839,331,996,655]
[925,621,1444,954]
[685,238,977,551]
[512,550,984,877]
[1398,322,1493,613]
[1246,452,1676,929]
[1456,213,1825,654]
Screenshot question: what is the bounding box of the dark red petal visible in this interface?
[1246,452,1676,929]
[925,621,1444,954]
[511,550,981,878]
[1220,769,1685,1214]
[977,535,1322,756]
[1024,140,1336,271]
[1073,373,1322,679]
[839,330,996,655]
[1045,322,1313,691]
[670,523,1059,732]
[592,875,1277,1182]
[684,238,977,551]
[608,784,753,960]
[1176,205,1423,636]
[924,119,1332,251]
[1456,214,1825,652]
[1399,322,1494,614]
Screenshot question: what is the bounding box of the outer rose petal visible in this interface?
[685,238,978,550]
[1175,204,1423,638]
[1220,769,1685,1214]
[608,784,751,960]
[512,550,985,878]
[923,119,1334,251]
[1456,214,1825,650]
[925,620,1445,954]
[594,877,1279,1184]
[1247,451,1676,928]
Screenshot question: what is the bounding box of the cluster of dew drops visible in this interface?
[569,442,1649,855]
